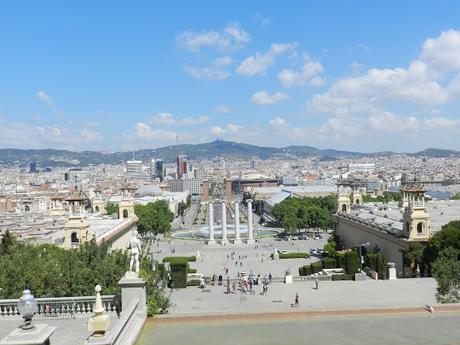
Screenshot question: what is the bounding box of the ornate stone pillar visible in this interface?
[221,201,228,245]
[247,199,255,244]
[207,202,216,245]
[234,201,242,244]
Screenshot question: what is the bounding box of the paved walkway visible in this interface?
[151,235,328,277]
[166,278,442,315]
[0,315,118,345]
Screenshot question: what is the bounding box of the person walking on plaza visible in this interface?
[295,293,299,307]
[315,277,319,290]
[226,276,231,294]
[268,272,272,283]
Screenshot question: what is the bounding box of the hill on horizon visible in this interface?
[0,140,459,167]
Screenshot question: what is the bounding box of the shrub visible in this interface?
[345,251,360,275]
[187,279,200,286]
[335,253,345,269]
[299,265,312,276]
[163,256,195,263]
[310,261,323,273]
[366,253,387,279]
[188,268,197,274]
[332,274,353,281]
[170,260,188,288]
[322,257,336,269]
[279,252,310,259]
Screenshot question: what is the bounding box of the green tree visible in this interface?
[404,242,425,276]
[281,208,298,235]
[0,230,18,255]
[432,247,460,303]
[0,239,170,315]
[323,240,337,258]
[105,203,119,215]
[135,201,174,238]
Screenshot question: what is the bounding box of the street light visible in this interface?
[358,242,370,271]
[17,289,37,330]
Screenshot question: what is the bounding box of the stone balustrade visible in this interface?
[0,295,118,319]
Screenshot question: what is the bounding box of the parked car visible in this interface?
[310,248,317,255]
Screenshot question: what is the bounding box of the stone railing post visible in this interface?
[117,273,146,318]
[0,325,55,345]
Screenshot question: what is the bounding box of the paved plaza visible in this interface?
[166,278,440,315]
[151,234,329,278]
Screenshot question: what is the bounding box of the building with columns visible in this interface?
[333,183,460,277]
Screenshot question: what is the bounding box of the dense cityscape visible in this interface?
[1,2,460,345]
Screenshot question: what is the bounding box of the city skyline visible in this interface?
[2,1,460,152]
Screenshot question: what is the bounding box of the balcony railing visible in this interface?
[0,295,118,319]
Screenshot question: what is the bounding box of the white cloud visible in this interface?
[36,91,54,106]
[210,123,241,135]
[215,105,230,113]
[254,14,270,27]
[369,112,460,132]
[36,90,62,116]
[211,126,226,135]
[181,115,208,125]
[309,60,449,116]
[227,123,241,132]
[269,117,288,128]
[176,23,249,53]
[236,43,296,76]
[420,29,460,74]
[278,57,324,87]
[183,56,232,80]
[251,90,289,105]
[0,122,99,149]
[134,122,177,141]
[150,113,208,126]
[151,112,176,124]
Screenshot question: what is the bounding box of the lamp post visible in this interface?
[17,289,37,330]
[358,242,370,271]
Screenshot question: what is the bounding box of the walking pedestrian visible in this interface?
[295,293,299,306]
[315,277,319,290]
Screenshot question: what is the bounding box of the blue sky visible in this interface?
[1,1,460,152]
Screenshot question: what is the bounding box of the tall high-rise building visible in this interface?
[176,154,187,178]
[155,159,164,181]
[150,159,156,181]
[29,161,37,173]
[126,160,143,179]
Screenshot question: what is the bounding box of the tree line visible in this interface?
[271,195,336,234]
[404,220,460,302]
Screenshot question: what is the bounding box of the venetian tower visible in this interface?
[401,184,432,240]
[119,183,137,219]
[63,192,90,249]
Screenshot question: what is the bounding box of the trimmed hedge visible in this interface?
[188,268,197,274]
[187,279,200,286]
[345,251,360,275]
[299,265,312,276]
[279,252,310,259]
[335,253,345,269]
[163,256,196,263]
[322,257,336,269]
[170,260,188,288]
[366,253,387,279]
[310,261,323,273]
[332,274,353,281]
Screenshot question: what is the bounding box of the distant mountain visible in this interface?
[411,148,460,158]
[0,140,458,167]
